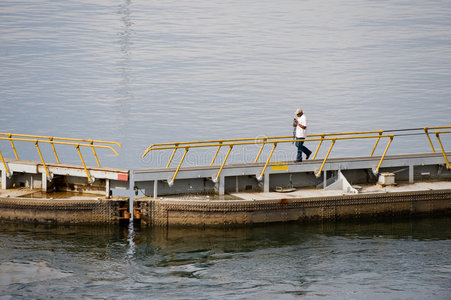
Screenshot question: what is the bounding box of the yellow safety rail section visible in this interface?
[142,126,451,185]
[0,134,121,183]
[435,130,451,169]
[142,132,395,185]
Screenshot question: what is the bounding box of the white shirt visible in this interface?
[295,115,307,138]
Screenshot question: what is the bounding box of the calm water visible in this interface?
[1,0,451,298]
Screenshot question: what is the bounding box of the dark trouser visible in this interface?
[296,138,312,162]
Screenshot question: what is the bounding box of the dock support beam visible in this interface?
[41,172,47,192]
[105,179,110,199]
[264,174,270,193]
[1,170,12,189]
[219,175,225,195]
[409,165,414,184]
[154,180,158,199]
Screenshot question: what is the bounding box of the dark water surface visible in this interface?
[1,0,451,298]
[0,217,450,299]
[0,218,451,299]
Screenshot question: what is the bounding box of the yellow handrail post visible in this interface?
[8,134,19,160]
[215,145,233,182]
[312,135,324,159]
[424,128,436,152]
[0,150,10,178]
[90,140,101,167]
[166,144,179,168]
[76,144,92,183]
[258,142,277,180]
[34,140,51,180]
[49,137,60,164]
[210,142,223,166]
[375,136,394,174]
[254,138,267,163]
[435,132,450,169]
[370,131,383,156]
[315,139,336,178]
[169,147,189,186]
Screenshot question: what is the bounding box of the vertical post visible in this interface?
[215,145,233,182]
[313,135,324,159]
[435,132,450,169]
[76,145,92,183]
[169,147,189,185]
[105,178,110,199]
[166,144,179,168]
[1,168,7,189]
[315,139,336,178]
[210,142,222,166]
[219,175,225,195]
[35,141,51,180]
[264,173,270,193]
[424,128,436,152]
[41,171,47,192]
[9,134,19,160]
[49,137,60,163]
[409,165,414,184]
[375,136,394,174]
[254,139,266,163]
[91,141,101,167]
[323,170,327,189]
[258,143,277,180]
[370,131,383,156]
[154,180,158,199]
[0,151,10,179]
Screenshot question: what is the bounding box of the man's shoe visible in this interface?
[306,154,310,160]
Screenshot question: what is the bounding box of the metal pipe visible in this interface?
[312,135,324,159]
[0,133,122,148]
[76,144,92,183]
[424,128,436,152]
[315,139,336,178]
[258,143,277,180]
[0,150,10,178]
[254,140,266,163]
[169,147,189,185]
[215,145,233,182]
[435,132,450,169]
[90,140,101,167]
[166,145,178,168]
[370,132,383,156]
[8,134,19,160]
[0,137,119,154]
[49,137,60,164]
[375,136,394,174]
[34,141,50,179]
[210,142,222,166]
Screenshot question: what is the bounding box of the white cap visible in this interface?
[295,108,303,115]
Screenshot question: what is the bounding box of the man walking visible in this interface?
[293,108,312,162]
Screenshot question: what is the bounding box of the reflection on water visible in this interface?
[0,217,450,298]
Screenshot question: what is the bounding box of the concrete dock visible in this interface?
[134,151,451,227]
[0,134,130,224]
[0,159,130,224]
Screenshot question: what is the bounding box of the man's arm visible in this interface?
[294,119,307,129]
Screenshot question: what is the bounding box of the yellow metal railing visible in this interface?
[0,134,121,182]
[435,130,451,169]
[423,127,451,152]
[0,132,121,167]
[143,130,385,168]
[142,132,395,184]
[142,126,451,185]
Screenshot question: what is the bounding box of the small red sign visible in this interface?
[117,173,128,181]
